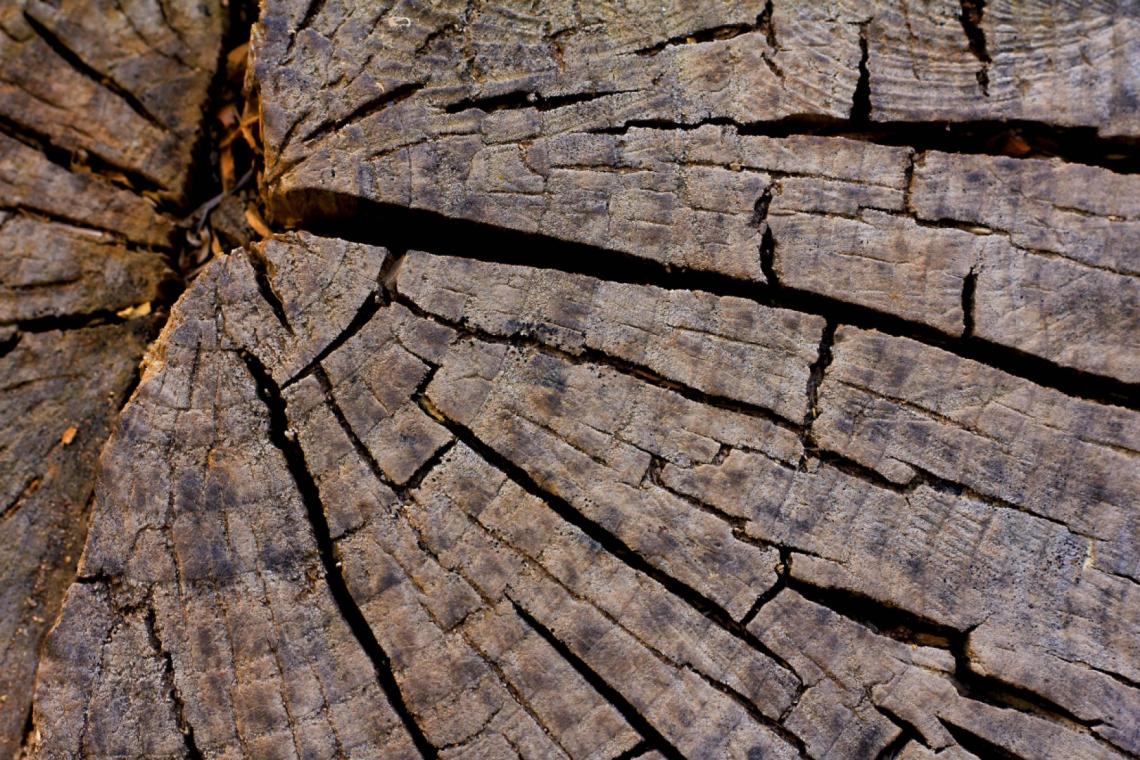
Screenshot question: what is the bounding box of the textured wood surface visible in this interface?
[0,0,223,753]
[4,1,1140,759]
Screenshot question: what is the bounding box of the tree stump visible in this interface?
[5,1,1140,759]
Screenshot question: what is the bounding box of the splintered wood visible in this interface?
[5,1,1140,759]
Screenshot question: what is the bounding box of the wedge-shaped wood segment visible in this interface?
[814,327,1140,579]
[32,241,422,759]
[395,250,825,423]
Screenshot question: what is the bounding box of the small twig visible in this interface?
[180,166,255,233]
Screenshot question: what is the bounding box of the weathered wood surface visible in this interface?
[0,322,154,760]
[7,1,1140,759]
[0,0,223,201]
[0,0,223,754]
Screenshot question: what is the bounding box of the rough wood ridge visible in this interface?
[4,1,1140,759]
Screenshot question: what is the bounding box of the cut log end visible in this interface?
[3,1,1139,759]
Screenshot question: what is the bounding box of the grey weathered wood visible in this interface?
[814,327,1139,579]
[865,0,1140,136]
[33,246,419,760]
[13,1,1140,758]
[395,250,825,422]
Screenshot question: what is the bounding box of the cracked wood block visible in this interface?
[394,250,825,423]
[0,212,173,323]
[247,0,1138,381]
[251,1,860,177]
[813,326,1140,580]
[284,381,645,757]
[404,444,800,759]
[865,0,1140,137]
[0,0,223,200]
[28,240,1140,756]
[659,438,1140,751]
[752,590,1128,759]
[0,133,174,249]
[33,223,1139,758]
[913,151,1140,382]
[32,241,421,760]
[424,337,795,620]
[768,209,992,334]
[0,320,153,759]
[768,146,1140,383]
[0,6,218,740]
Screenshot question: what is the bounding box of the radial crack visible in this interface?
[240,349,438,759]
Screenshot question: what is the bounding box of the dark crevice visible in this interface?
[399,438,457,494]
[954,659,1110,737]
[281,291,383,387]
[799,322,837,466]
[240,350,438,759]
[1,308,133,333]
[785,573,960,649]
[312,368,400,505]
[0,331,20,360]
[852,22,872,123]
[245,249,294,334]
[414,22,462,57]
[444,88,636,114]
[610,740,652,760]
[295,0,328,38]
[0,198,172,253]
[587,117,1140,173]
[649,456,749,531]
[145,606,205,760]
[758,0,778,49]
[419,399,806,686]
[809,444,1111,546]
[961,266,978,338]
[958,0,991,96]
[1084,661,1140,692]
[288,194,1139,409]
[173,0,260,229]
[939,719,1024,760]
[632,22,760,58]
[279,243,394,389]
[903,151,917,211]
[740,548,791,628]
[17,701,34,756]
[787,571,1118,743]
[2,475,42,523]
[693,670,809,757]
[874,707,930,760]
[754,186,780,287]
[510,601,685,760]
[809,448,915,493]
